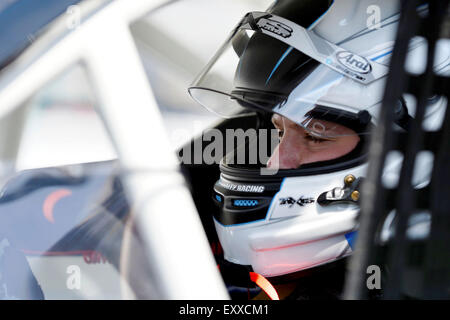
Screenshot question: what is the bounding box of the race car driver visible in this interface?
[188,0,446,299]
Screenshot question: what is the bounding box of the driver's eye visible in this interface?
[305,133,327,144]
[278,130,284,139]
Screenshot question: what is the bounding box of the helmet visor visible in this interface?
[189,12,388,138]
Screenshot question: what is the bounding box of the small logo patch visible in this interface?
[279,196,315,207]
[256,18,293,38]
[336,51,372,74]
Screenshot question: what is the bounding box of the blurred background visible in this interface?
[16,0,273,171]
[0,0,278,300]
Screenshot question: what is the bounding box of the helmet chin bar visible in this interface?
[213,160,368,277]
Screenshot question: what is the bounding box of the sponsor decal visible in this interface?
[218,180,265,193]
[336,51,372,74]
[279,196,315,207]
[256,17,293,38]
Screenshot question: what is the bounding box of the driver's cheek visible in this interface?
[267,133,308,169]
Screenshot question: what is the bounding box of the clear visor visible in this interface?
[189,12,387,138]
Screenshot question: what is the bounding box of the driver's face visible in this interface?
[267,114,360,169]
